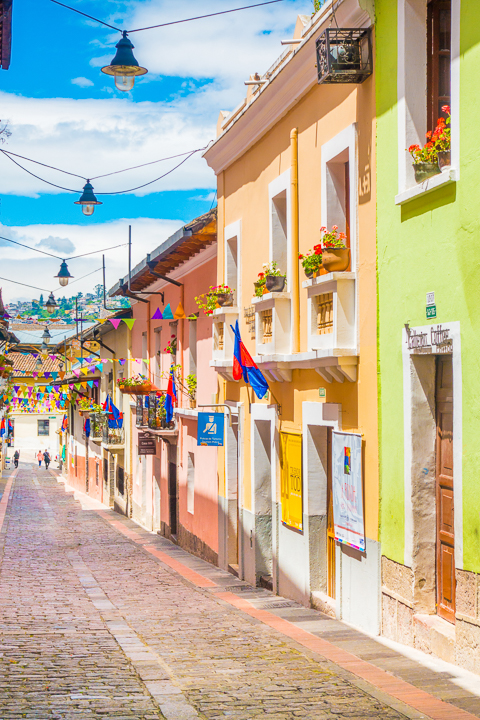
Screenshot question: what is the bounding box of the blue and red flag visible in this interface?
[231,320,269,399]
[7,419,13,437]
[103,394,123,429]
[164,366,177,423]
[0,418,5,437]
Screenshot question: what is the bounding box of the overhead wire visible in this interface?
[0,235,128,262]
[49,0,286,34]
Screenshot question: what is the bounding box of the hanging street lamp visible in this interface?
[45,292,58,315]
[101,31,148,92]
[35,357,42,371]
[74,181,102,216]
[40,341,48,353]
[41,327,52,345]
[55,260,73,287]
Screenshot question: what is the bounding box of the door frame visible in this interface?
[402,322,463,607]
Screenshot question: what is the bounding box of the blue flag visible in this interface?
[231,320,269,400]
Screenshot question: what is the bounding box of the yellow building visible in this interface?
[204,1,378,633]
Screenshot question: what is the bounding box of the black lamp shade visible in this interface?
[101,31,148,80]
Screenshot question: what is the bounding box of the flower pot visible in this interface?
[265,275,286,292]
[119,383,152,395]
[437,151,451,170]
[413,162,441,183]
[216,293,234,307]
[304,268,321,279]
[189,397,196,409]
[321,248,350,273]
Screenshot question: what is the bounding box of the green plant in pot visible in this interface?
[262,261,286,292]
[254,272,266,297]
[186,373,197,408]
[319,226,350,273]
[408,139,441,183]
[299,245,323,278]
[195,284,234,315]
[430,105,451,169]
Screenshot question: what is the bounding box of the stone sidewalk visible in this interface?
[0,464,479,719]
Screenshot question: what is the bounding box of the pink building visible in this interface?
[109,210,219,563]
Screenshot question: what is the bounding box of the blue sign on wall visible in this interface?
[197,412,224,446]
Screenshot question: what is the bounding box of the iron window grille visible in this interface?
[316,27,373,85]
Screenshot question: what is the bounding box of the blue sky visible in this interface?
[0,0,307,301]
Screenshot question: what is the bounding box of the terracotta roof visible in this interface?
[7,352,62,377]
[109,209,217,296]
[0,0,12,70]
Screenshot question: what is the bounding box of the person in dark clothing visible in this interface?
[13,450,19,468]
[43,450,50,469]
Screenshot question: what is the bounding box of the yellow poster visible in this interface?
[280,432,303,532]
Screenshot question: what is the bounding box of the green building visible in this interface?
[376,0,480,670]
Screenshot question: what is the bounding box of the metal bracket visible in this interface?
[198,403,233,428]
[146,259,182,288]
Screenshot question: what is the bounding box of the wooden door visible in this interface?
[435,355,455,623]
[168,444,178,537]
[326,428,336,599]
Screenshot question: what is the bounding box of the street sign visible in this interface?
[426,305,437,319]
[197,412,224,446]
[138,431,156,455]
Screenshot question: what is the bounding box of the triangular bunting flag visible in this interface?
[97,318,107,324]
[151,307,163,320]
[81,382,87,389]
[110,319,122,329]
[174,301,187,319]
[123,319,136,329]
[162,303,174,319]
[87,381,94,388]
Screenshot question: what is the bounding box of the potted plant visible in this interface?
[318,226,350,273]
[408,140,441,183]
[262,261,286,293]
[186,373,197,409]
[299,245,323,278]
[195,284,234,316]
[432,105,451,169]
[254,272,266,297]
[117,374,152,395]
[165,335,177,355]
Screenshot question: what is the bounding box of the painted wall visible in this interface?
[11,412,61,457]
[376,0,480,573]
[206,4,379,628]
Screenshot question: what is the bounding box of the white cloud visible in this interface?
[0,218,183,302]
[71,77,95,88]
[0,0,305,198]
[36,236,76,254]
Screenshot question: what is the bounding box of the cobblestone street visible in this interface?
[1,464,480,720]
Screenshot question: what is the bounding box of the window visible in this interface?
[154,327,162,385]
[142,332,148,376]
[225,220,241,306]
[187,452,195,514]
[427,0,451,132]
[321,124,356,269]
[188,320,197,377]
[271,191,288,278]
[38,419,50,436]
[117,465,125,496]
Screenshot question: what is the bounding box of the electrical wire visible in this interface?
[0,235,128,262]
[128,0,286,32]
[0,235,62,260]
[50,0,285,34]
[0,276,52,293]
[0,150,86,180]
[50,0,122,32]
[0,147,206,195]
[90,148,207,180]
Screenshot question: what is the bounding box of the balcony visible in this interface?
[253,292,291,357]
[89,413,104,443]
[102,424,125,452]
[209,306,239,381]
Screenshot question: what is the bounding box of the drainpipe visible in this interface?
[290,128,300,354]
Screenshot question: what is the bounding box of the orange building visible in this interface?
[204,2,379,633]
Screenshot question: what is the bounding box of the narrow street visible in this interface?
[1,464,479,720]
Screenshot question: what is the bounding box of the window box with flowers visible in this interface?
[195,284,234,315]
[299,245,323,279]
[408,106,451,183]
[318,226,350,273]
[255,261,286,296]
[117,374,153,395]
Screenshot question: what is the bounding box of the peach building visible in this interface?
[204,2,379,633]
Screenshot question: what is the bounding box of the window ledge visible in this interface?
[395,167,457,206]
[174,408,198,419]
[211,306,240,316]
[302,271,355,289]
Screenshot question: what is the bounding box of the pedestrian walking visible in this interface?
[43,450,50,470]
[37,450,43,467]
[13,450,19,469]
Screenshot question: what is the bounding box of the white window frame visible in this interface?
[268,169,292,288]
[224,220,242,309]
[187,451,195,514]
[396,0,460,205]
[321,123,358,274]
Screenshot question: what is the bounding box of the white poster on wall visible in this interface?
[332,431,365,552]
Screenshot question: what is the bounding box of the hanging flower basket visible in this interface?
[118,382,152,395]
[216,293,234,307]
[117,374,152,395]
